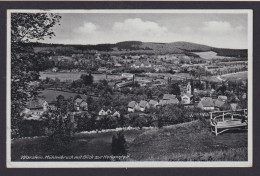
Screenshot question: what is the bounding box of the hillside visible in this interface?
[23,41,248,58]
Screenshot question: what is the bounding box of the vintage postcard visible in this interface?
[6,9,253,168]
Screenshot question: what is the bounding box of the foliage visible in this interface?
[11,13,61,131]
[169,83,181,95]
[18,120,47,138]
[111,131,127,156]
[80,73,94,85]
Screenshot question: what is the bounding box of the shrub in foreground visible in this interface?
[111,131,127,156]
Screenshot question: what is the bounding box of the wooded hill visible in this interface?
[23,41,248,58]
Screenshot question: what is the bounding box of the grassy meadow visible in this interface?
[11,120,247,161]
[221,71,248,82]
[128,120,247,161]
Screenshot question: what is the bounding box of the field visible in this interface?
[221,71,248,82]
[40,72,120,82]
[11,120,248,161]
[193,51,230,60]
[38,89,88,102]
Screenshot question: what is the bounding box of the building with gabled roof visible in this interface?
[98,109,107,116]
[139,100,150,112]
[214,99,225,110]
[23,99,49,118]
[149,100,159,107]
[230,103,240,111]
[112,111,121,118]
[158,100,168,106]
[218,95,228,102]
[128,101,139,112]
[163,94,176,100]
[181,93,193,104]
[167,98,179,105]
[198,97,215,111]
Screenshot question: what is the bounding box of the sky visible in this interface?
[42,13,249,49]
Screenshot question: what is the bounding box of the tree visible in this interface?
[111,131,127,156]
[56,95,65,108]
[169,83,181,95]
[11,13,61,131]
[80,73,94,86]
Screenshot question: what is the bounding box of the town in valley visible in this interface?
[10,12,249,162]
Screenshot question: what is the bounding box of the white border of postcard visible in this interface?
[6,9,253,168]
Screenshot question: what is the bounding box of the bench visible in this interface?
[210,111,248,136]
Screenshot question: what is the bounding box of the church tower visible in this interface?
[187,82,191,94]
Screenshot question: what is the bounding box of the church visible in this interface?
[181,82,193,104]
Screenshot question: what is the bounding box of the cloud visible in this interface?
[183,26,192,32]
[74,22,98,34]
[46,18,247,49]
[112,18,168,34]
[111,18,170,41]
[200,21,244,33]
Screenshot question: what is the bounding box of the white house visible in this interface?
[128,101,139,112]
[106,109,112,115]
[23,99,49,118]
[112,111,121,118]
[139,100,150,112]
[98,109,107,116]
[181,94,193,104]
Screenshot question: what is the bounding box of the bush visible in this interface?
[19,120,47,137]
[158,117,163,129]
[46,115,76,150]
[111,131,127,156]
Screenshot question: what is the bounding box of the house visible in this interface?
[214,99,225,110]
[181,93,193,104]
[218,95,228,102]
[115,63,122,67]
[230,103,240,111]
[98,109,107,116]
[131,61,141,68]
[122,73,134,79]
[198,97,215,111]
[74,98,88,111]
[242,93,247,99]
[131,60,152,68]
[112,111,121,118]
[149,100,159,107]
[106,109,112,115]
[210,88,215,94]
[52,67,58,72]
[98,67,108,73]
[80,101,88,111]
[142,61,152,68]
[158,100,168,106]
[74,98,83,110]
[23,99,49,118]
[128,101,139,112]
[167,98,179,105]
[139,100,150,112]
[162,94,176,100]
[115,81,133,88]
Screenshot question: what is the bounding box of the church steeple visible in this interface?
[187,82,191,94]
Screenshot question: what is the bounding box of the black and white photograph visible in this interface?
[6,9,252,168]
